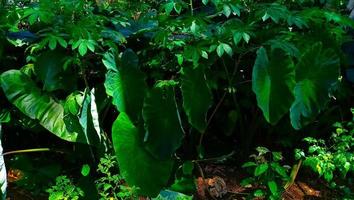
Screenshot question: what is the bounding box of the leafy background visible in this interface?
[0,0,353,199]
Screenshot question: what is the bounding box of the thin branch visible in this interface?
[2,148,66,156]
[189,0,194,16]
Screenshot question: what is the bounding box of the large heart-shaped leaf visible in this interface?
[79,88,102,145]
[35,50,76,92]
[112,112,173,197]
[290,43,340,129]
[181,67,212,132]
[252,47,295,125]
[0,70,82,142]
[104,49,146,122]
[143,88,184,160]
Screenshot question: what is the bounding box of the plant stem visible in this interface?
[190,0,194,16]
[2,148,66,156]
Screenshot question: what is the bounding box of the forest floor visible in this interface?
[5,164,342,200]
[195,164,341,200]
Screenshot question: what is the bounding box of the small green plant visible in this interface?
[241,147,290,199]
[46,175,84,200]
[295,109,354,192]
[95,154,138,200]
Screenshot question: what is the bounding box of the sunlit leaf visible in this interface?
[104,49,146,122]
[0,70,83,142]
[112,113,173,196]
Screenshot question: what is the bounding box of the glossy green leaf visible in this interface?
[182,161,194,175]
[216,44,224,57]
[290,43,340,129]
[35,50,76,92]
[223,43,233,57]
[0,70,81,142]
[112,112,173,196]
[79,89,102,145]
[254,163,269,176]
[170,177,196,194]
[81,164,90,177]
[153,190,193,200]
[0,110,10,123]
[64,91,83,116]
[223,4,231,17]
[78,42,88,56]
[252,47,295,125]
[104,49,146,122]
[181,67,212,132]
[57,37,67,48]
[267,181,278,195]
[143,87,184,160]
[102,51,118,72]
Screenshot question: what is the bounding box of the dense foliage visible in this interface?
[0,0,353,199]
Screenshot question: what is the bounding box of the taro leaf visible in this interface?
[252,47,295,125]
[170,177,196,194]
[112,112,173,197]
[154,190,193,200]
[0,70,81,142]
[0,110,10,123]
[181,67,212,132]
[290,43,340,129]
[143,87,184,160]
[79,89,102,145]
[90,88,101,140]
[34,50,76,92]
[345,68,354,83]
[104,49,146,122]
[102,51,118,72]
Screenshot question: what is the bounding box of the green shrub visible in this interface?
[241,147,290,199]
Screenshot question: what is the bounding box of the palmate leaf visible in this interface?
[290,43,340,129]
[181,67,212,133]
[104,49,146,122]
[0,70,82,142]
[252,47,295,125]
[112,112,173,197]
[143,87,184,160]
[257,3,289,23]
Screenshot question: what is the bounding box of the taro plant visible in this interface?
[0,0,353,198]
